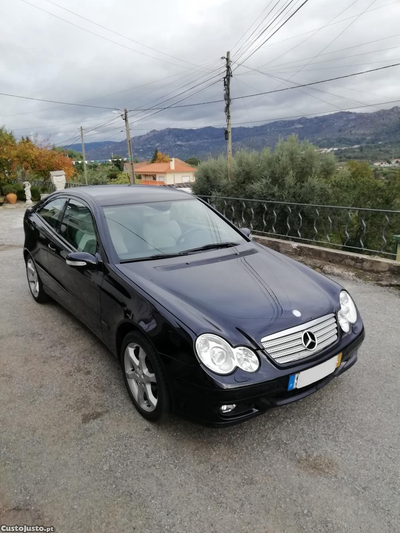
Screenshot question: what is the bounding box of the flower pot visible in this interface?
[6,192,17,205]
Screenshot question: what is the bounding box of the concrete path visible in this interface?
[0,207,399,533]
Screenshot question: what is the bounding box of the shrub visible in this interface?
[2,184,17,196]
[14,183,25,201]
[109,172,130,184]
[31,186,40,201]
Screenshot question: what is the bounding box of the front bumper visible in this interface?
[173,328,365,427]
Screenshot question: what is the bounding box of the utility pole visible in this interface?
[223,51,233,180]
[80,126,88,185]
[123,108,135,184]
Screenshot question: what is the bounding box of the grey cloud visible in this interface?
[1,0,399,145]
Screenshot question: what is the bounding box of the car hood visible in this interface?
[116,243,341,348]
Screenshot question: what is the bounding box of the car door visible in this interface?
[46,198,103,339]
[33,196,68,288]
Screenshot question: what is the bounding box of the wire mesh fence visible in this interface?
[198,195,400,259]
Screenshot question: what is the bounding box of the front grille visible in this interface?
[261,313,338,365]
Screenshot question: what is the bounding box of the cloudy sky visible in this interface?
[1,0,400,146]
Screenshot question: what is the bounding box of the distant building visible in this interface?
[124,158,196,186]
[373,160,400,167]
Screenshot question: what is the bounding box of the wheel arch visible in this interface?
[116,321,155,360]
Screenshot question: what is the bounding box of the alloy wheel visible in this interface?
[26,258,39,298]
[124,342,158,412]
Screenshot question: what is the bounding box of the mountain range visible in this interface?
[68,106,400,161]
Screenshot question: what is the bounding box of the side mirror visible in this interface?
[240,227,253,240]
[66,251,98,268]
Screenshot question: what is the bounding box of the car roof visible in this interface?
[59,185,193,206]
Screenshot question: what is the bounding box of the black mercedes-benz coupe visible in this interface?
[23,186,365,426]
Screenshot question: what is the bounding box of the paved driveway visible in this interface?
[0,207,399,533]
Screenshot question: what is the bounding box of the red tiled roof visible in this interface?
[134,158,196,175]
[124,161,150,171]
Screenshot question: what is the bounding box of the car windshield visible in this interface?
[103,199,246,262]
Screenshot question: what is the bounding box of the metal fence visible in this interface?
[65,182,86,188]
[198,195,400,259]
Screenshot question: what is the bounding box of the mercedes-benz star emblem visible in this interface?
[302,330,317,350]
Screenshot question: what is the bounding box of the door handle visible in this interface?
[48,243,56,252]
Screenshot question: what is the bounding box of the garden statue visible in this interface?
[23,181,33,206]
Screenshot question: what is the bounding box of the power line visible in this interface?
[205,98,400,127]
[83,115,122,135]
[0,91,121,110]
[226,62,400,104]
[253,69,386,112]
[234,0,300,64]
[65,99,400,142]
[232,0,285,60]
[124,62,400,111]
[257,40,400,73]
[255,0,400,63]
[165,61,400,110]
[2,59,220,119]
[19,0,197,71]
[42,0,209,72]
[0,69,221,114]
[259,0,360,71]
[267,57,400,74]
[235,98,400,124]
[231,0,276,54]
[127,69,224,119]
[235,74,304,115]
[5,62,400,121]
[236,0,310,66]
[285,70,400,106]
[271,0,378,91]
[124,63,223,115]
[128,78,223,127]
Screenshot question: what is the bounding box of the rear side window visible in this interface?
[59,199,97,254]
[38,198,66,229]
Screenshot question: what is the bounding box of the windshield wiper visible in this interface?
[179,242,241,255]
[121,252,183,263]
[120,242,241,263]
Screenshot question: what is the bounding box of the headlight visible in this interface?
[338,290,357,333]
[195,334,260,375]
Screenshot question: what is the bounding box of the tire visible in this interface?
[121,331,170,422]
[25,255,49,304]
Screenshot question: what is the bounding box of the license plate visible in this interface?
[287,353,342,391]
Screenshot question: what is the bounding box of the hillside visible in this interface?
[68,106,400,161]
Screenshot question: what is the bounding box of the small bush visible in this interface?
[2,184,17,196]
[109,172,130,184]
[31,186,40,201]
[15,183,25,201]
[40,184,51,194]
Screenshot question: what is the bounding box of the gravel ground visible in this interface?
[1,207,400,533]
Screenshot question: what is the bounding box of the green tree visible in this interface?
[151,148,159,163]
[192,135,334,203]
[111,155,125,171]
[53,146,82,160]
[192,136,400,256]
[185,157,201,166]
[0,127,17,183]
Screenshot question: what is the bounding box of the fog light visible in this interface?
[220,404,236,414]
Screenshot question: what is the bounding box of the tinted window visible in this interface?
[59,200,97,254]
[103,199,245,261]
[38,198,66,229]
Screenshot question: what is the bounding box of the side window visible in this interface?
[38,198,66,229]
[59,200,97,254]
